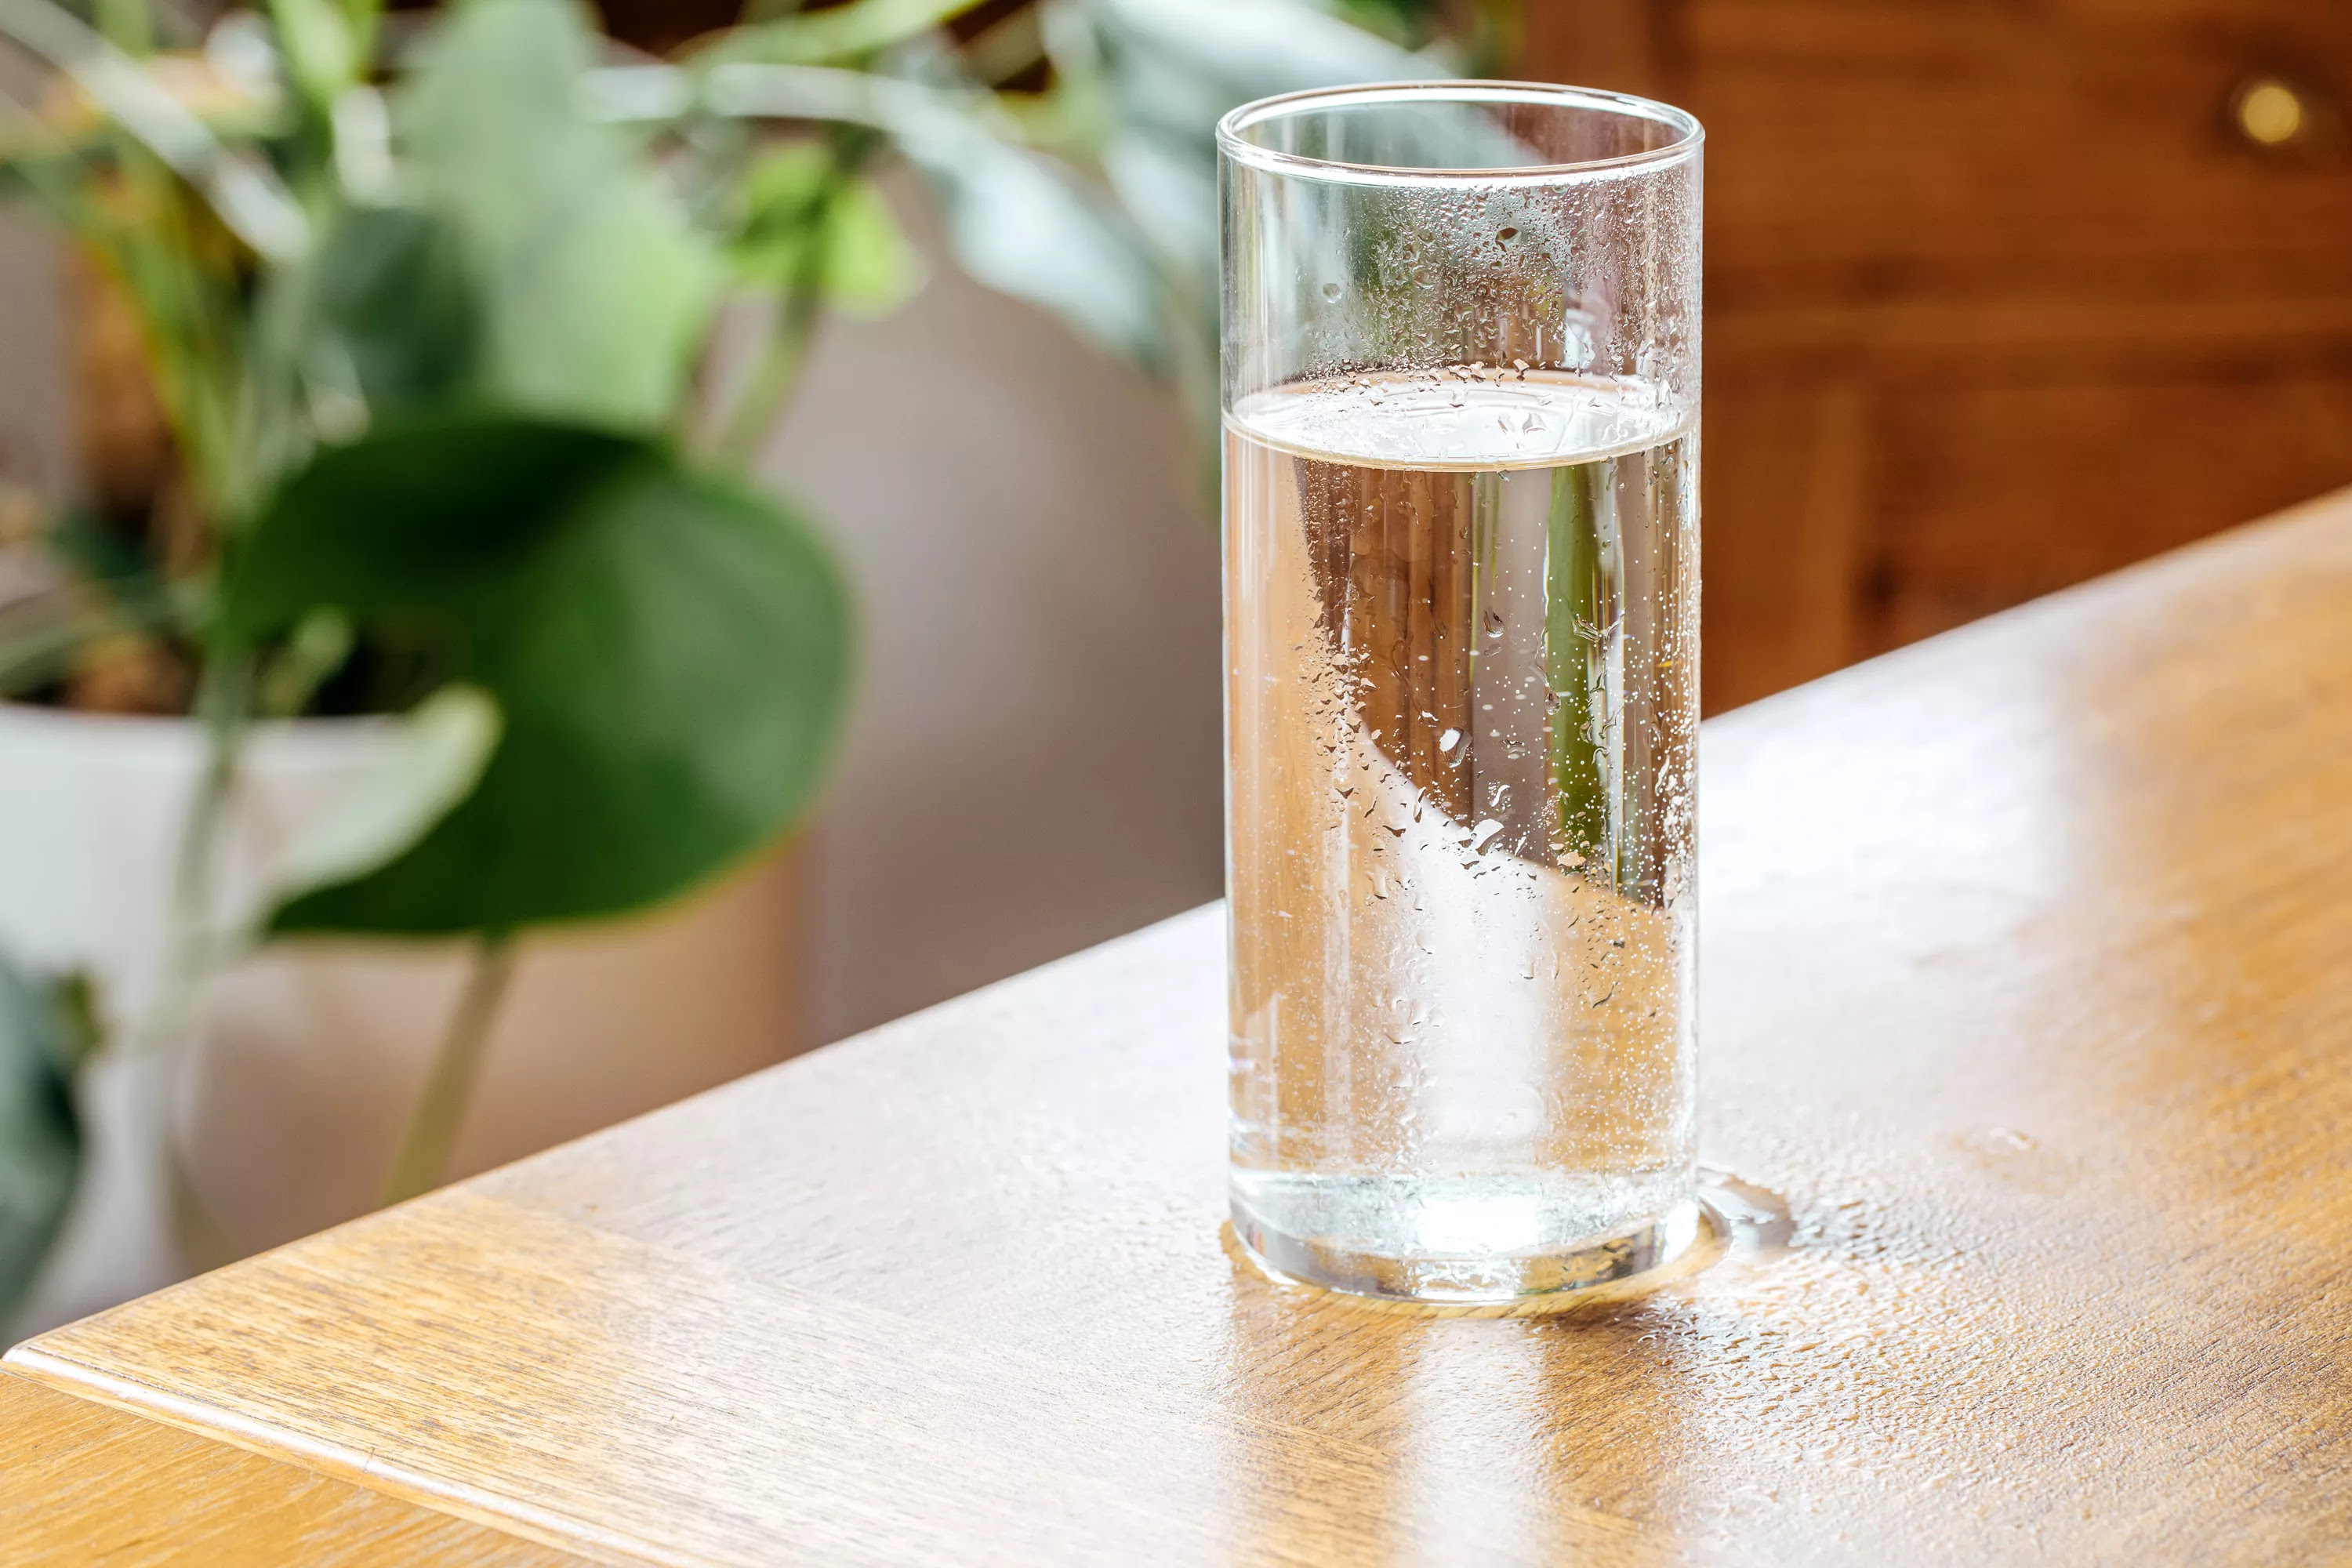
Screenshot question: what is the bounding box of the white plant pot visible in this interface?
[0,702,804,1334]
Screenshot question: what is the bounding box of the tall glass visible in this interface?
[1220,83,1704,1303]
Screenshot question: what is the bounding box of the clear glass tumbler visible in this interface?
[1220,83,1704,1303]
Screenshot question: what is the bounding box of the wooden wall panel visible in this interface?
[1679,1,2352,305]
[1524,0,2352,710]
[1869,369,2352,649]
[1700,376,1869,709]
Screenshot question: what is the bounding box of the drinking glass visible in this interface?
[1220,82,1704,1302]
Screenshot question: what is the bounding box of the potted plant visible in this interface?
[0,0,1486,1332]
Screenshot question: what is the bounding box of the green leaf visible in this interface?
[898,123,1165,369]
[0,0,311,260]
[256,604,358,717]
[729,143,923,318]
[218,415,853,935]
[711,0,982,67]
[397,0,723,430]
[1076,0,1428,143]
[270,683,503,906]
[0,953,93,1330]
[1327,0,1436,47]
[1054,0,1443,258]
[268,0,365,112]
[978,0,1439,379]
[1098,128,1214,284]
[1037,0,1447,470]
[311,204,482,415]
[682,61,1163,364]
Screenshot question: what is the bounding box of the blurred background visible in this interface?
[664,0,2346,1037]
[0,0,2347,1327]
[787,0,2352,1040]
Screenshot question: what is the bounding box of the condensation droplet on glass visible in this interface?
[1322,281,1343,302]
[1437,728,1461,753]
[1483,608,1505,637]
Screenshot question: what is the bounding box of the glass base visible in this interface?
[1230,1174,1711,1305]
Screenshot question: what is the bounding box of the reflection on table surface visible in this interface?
[13,489,2352,1565]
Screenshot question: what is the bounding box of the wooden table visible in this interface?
[11,490,2352,1566]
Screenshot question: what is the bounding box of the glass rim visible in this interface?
[1216,80,1703,187]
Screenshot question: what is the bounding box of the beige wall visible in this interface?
[768,212,1225,1045]
[0,212,68,503]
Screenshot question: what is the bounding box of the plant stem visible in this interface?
[379,935,515,1207]
[91,0,149,53]
[133,651,250,1055]
[709,297,818,471]
[99,648,250,1283]
[708,123,878,470]
[712,0,984,67]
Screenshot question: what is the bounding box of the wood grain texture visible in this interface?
[1532,1,2352,710]
[1671,0,2352,314]
[0,1370,593,1566]
[16,488,2352,1562]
